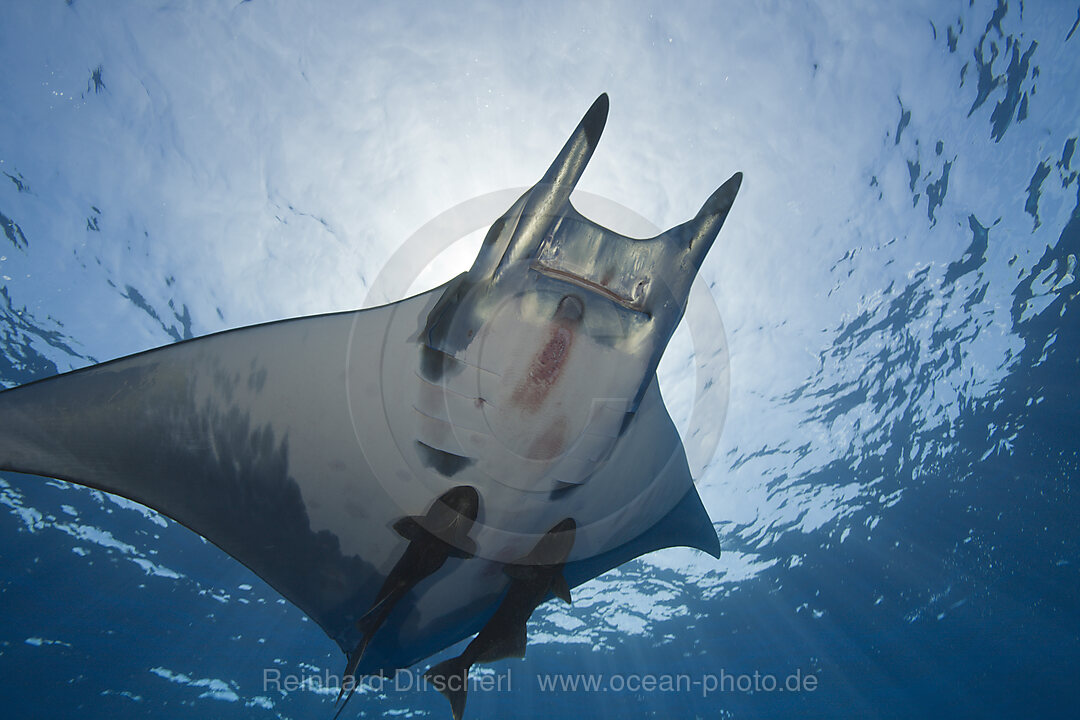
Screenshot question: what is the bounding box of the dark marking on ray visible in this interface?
[548,482,581,500]
[420,345,464,383]
[415,441,473,477]
[528,416,567,460]
[511,324,573,412]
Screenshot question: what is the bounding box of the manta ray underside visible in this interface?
[0,94,740,695]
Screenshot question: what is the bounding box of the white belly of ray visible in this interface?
[414,297,637,493]
[346,287,692,566]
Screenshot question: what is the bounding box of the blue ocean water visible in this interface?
[1,1,1078,718]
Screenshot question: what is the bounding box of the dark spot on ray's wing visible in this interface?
[420,345,467,383]
[416,440,474,477]
[547,482,582,500]
[420,345,448,381]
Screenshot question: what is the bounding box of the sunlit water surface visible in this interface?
[1,1,1077,718]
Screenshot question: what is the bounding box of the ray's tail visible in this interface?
[424,655,472,720]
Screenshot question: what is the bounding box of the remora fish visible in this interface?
[0,93,739,701]
[334,485,479,715]
[424,518,577,720]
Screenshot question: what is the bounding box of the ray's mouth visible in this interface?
[531,261,650,314]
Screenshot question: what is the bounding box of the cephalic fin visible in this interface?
[512,94,609,254]
[676,171,743,271]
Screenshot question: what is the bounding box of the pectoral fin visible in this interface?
[0,284,465,667]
